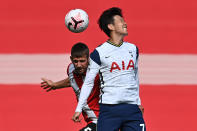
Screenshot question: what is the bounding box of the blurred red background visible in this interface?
[0,0,197,130]
[1,0,197,54]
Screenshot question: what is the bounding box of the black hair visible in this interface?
[98,7,123,37]
[71,42,89,58]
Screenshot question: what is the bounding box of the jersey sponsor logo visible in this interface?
[110,59,134,72]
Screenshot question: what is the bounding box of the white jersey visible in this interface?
[76,41,141,112]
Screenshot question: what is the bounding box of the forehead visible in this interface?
[113,15,124,22]
[72,55,88,60]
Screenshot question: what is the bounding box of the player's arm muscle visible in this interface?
[54,77,71,89]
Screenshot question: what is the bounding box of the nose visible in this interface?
[76,62,82,68]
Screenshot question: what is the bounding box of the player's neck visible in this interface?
[109,35,124,46]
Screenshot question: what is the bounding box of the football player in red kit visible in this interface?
[41,42,99,131]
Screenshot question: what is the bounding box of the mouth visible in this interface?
[123,26,127,30]
[76,68,82,71]
[123,27,127,33]
[76,68,84,73]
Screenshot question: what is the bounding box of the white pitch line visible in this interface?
[0,54,197,85]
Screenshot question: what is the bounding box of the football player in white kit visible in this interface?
[41,43,100,131]
[72,7,146,131]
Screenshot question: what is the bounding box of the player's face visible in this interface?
[71,55,89,74]
[112,15,128,36]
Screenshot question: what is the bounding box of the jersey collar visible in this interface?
[107,40,123,47]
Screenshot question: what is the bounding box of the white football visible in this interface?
[65,9,89,33]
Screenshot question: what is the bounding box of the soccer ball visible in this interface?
[65,9,89,33]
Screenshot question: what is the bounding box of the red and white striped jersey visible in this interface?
[67,63,100,124]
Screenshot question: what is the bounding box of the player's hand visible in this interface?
[41,78,56,92]
[72,112,82,123]
[138,105,144,114]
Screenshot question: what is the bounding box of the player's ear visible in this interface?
[108,24,115,31]
[70,56,73,62]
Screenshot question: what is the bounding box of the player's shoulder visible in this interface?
[89,41,109,65]
[123,41,137,48]
[67,63,75,74]
[95,41,109,50]
[123,41,139,52]
[90,41,108,57]
[123,42,139,58]
[97,41,137,49]
[94,41,113,56]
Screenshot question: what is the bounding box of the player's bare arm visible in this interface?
[41,77,71,92]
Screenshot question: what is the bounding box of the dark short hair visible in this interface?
[71,42,89,58]
[98,7,123,37]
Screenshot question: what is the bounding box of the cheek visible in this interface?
[73,64,78,69]
[115,25,123,31]
[86,63,89,67]
[81,62,88,68]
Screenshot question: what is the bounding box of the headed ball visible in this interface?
[65,9,89,33]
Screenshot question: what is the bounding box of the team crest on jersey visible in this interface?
[110,59,134,72]
[129,51,133,57]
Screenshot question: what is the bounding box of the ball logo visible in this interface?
[68,13,84,30]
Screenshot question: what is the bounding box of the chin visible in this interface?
[123,32,128,36]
